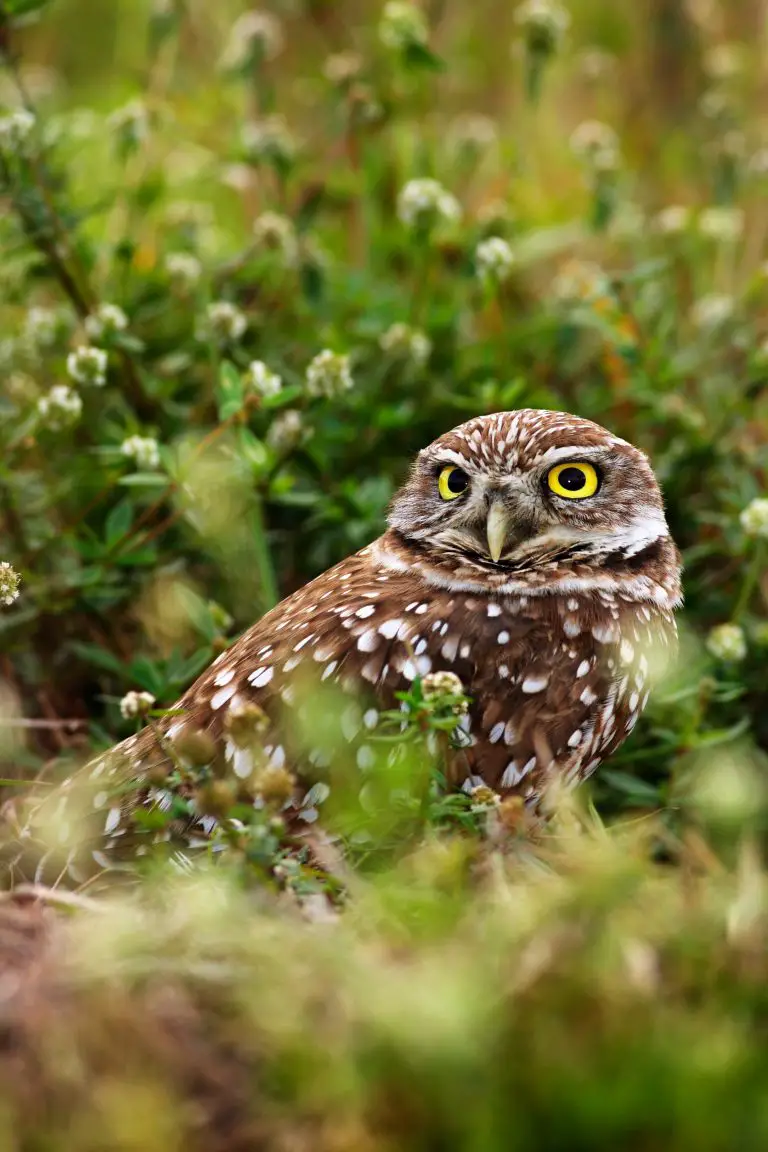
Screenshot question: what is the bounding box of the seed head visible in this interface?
[0,109,35,151]
[220,10,284,71]
[241,115,296,166]
[515,0,570,54]
[267,410,306,453]
[378,2,429,51]
[379,322,432,367]
[252,211,298,265]
[165,252,202,288]
[84,302,128,341]
[202,301,248,344]
[422,670,469,715]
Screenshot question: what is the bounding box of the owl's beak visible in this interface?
[486,501,511,563]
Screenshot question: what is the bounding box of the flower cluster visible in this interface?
[165,251,203,288]
[475,236,515,285]
[570,120,620,171]
[378,2,429,51]
[0,109,35,151]
[0,563,21,607]
[515,0,571,54]
[121,435,161,470]
[397,178,461,230]
[241,115,296,167]
[246,360,282,399]
[66,345,108,387]
[252,211,299,265]
[84,303,128,341]
[690,294,734,330]
[37,384,83,430]
[306,350,354,398]
[267,410,305,453]
[119,690,156,720]
[219,10,284,72]
[201,301,248,344]
[379,322,432,367]
[740,498,768,540]
[706,624,747,663]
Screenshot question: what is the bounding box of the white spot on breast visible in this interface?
[233,747,254,779]
[567,598,579,611]
[489,722,505,744]
[378,618,403,639]
[248,667,274,689]
[441,636,459,662]
[321,661,338,680]
[414,603,429,615]
[487,603,501,617]
[522,675,548,694]
[620,639,635,662]
[93,791,107,810]
[567,729,582,748]
[497,630,510,644]
[356,605,376,619]
[460,644,471,659]
[213,668,235,687]
[294,635,313,651]
[283,655,301,673]
[563,619,581,638]
[104,807,121,835]
[592,623,616,644]
[357,628,379,653]
[211,684,237,709]
[498,664,509,679]
[576,659,591,678]
[580,686,597,705]
[363,708,378,729]
[357,745,375,769]
[504,720,517,745]
[269,745,286,769]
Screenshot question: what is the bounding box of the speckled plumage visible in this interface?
[7,410,682,881]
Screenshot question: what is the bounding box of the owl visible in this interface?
[7,409,682,881]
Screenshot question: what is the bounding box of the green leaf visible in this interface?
[104,499,133,547]
[216,360,244,420]
[67,641,127,678]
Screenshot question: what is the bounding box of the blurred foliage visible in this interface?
[0,0,767,1144]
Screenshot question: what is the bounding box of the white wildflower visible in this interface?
[690,294,734,330]
[378,2,428,51]
[379,322,432,367]
[84,302,128,341]
[121,435,161,470]
[0,563,20,607]
[322,52,363,86]
[107,99,149,144]
[654,205,691,234]
[448,114,498,154]
[37,384,83,430]
[475,236,515,284]
[119,690,156,720]
[569,119,620,170]
[698,206,744,242]
[0,109,35,150]
[252,211,298,265]
[514,0,570,52]
[740,498,768,540]
[165,252,203,288]
[220,10,284,71]
[202,301,248,344]
[24,306,63,348]
[422,670,468,715]
[397,177,461,229]
[241,115,296,166]
[551,259,608,302]
[306,349,354,398]
[267,410,305,452]
[707,623,747,663]
[66,345,108,387]
[246,360,282,398]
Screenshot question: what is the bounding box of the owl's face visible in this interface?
[388,410,671,573]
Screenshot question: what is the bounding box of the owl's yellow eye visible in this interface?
[546,461,599,500]
[438,465,469,501]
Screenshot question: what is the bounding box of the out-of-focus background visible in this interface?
[1,4,768,1145]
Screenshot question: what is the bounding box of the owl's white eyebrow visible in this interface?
[427,448,472,469]
[535,444,615,466]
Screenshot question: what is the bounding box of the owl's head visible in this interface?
[388,410,676,585]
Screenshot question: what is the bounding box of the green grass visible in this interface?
[0,0,767,1143]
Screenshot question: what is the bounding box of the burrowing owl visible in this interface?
[11,409,682,878]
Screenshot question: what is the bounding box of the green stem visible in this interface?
[733,542,765,619]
